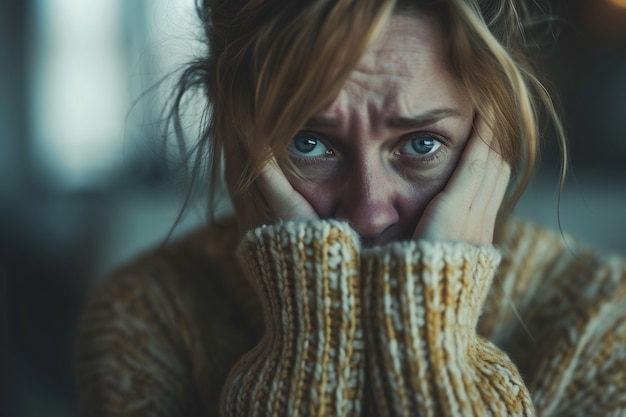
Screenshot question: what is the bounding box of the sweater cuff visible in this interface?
[222,220,364,417]
[363,240,500,340]
[362,240,534,416]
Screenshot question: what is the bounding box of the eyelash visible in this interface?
[395,132,451,163]
[288,131,335,163]
[287,130,451,164]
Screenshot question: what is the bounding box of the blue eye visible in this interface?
[289,133,332,157]
[400,135,443,156]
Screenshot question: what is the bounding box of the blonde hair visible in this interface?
[167,0,566,229]
[441,0,567,224]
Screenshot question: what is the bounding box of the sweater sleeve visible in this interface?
[488,220,626,416]
[75,268,207,417]
[362,240,535,417]
[220,220,365,417]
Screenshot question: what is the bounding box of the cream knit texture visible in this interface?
[75,218,626,416]
[222,220,364,416]
[363,240,533,416]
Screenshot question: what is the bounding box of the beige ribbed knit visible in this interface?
[222,221,364,416]
[362,240,533,416]
[75,218,626,416]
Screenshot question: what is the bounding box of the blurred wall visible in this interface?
[2,1,625,416]
[3,1,205,416]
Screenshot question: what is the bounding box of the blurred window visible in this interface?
[29,0,201,191]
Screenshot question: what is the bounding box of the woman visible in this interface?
[75,0,626,416]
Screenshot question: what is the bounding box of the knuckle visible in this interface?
[470,159,487,176]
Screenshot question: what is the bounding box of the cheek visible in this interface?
[397,177,448,223]
[286,165,453,224]
[392,155,463,237]
[283,172,339,217]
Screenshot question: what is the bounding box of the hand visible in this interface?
[413,114,511,245]
[225,145,318,235]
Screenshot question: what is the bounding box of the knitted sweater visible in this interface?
[75,218,626,416]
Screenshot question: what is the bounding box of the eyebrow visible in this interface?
[304,116,342,129]
[304,108,465,130]
[387,108,465,129]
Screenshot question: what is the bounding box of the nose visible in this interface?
[334,162,400,243]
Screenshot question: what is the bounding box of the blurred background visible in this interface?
[1,0,625,415]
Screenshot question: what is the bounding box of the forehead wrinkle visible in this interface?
[305,89,349,129]
[342,71,416,135]
[355,49,425,79]
[359,13,443,73]
[305,14,469,136]
[370,87,404,133]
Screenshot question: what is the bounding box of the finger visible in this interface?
[487,151,511,211]
[475,149,511,242]
[472,108,510,216]
[256,160,294,207]
[256,158,318,221]
[477,113,510,219]
[222,141,274,233]
[473,145,510,215]
[467,112,510,241]
[442,115,494,209]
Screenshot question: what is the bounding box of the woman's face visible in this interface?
[282,13,474,246]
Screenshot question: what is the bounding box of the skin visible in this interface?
[229,13,511,247]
